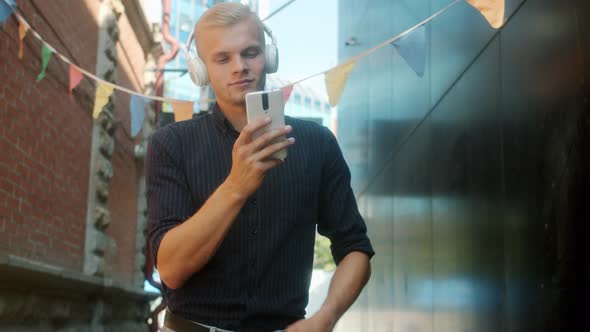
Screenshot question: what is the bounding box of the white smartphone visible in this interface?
[245,89,287,160]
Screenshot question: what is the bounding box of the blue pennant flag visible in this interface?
[0,0,16,24]
[391,25,427,77]
[130,95,149,137]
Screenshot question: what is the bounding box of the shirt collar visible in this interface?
[211,103,239,138]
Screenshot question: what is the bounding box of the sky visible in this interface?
[143,0,338,97]
[263,0,338,95]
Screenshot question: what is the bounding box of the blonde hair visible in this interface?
[194,3,265,54]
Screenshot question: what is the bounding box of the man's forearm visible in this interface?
[156,180,247,289]
[316,251,371,328]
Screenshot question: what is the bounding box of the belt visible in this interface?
[163,308,287,332]
[164,309,234,332]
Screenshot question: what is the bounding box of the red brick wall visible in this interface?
[0,0,146,285]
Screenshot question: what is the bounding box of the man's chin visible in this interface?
[232,89,256,105]
[230,95,247,107]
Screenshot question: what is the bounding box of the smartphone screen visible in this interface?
[245,89,287,160]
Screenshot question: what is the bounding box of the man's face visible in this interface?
[197,16,266,108]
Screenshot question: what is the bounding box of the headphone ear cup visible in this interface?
[264,44,279,74]
[188,57,209,86]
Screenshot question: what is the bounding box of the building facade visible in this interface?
[267,76,335,134]
[335,0,589,331]
[0,0,162,330]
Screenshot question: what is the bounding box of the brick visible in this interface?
[0,179,14,195]
[28,232,51,247]
[3,88,18,108]
[5,220,18,234]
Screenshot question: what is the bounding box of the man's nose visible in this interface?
[231,56,248,73]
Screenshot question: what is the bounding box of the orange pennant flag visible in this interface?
[170,101,194,122]
[325,61,356,107]
[18,20,28,59]
[93,82,114,119]
[466,0,505,29]
[69,65,83,95]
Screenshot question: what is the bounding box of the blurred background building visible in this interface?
[334,0,589,331]
[0,0,162,330]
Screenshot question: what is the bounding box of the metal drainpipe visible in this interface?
[147,3,179,331]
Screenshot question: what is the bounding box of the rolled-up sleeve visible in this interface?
[317,128,375,265]
[145,128,194,268]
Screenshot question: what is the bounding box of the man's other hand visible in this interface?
[285,312,336,332]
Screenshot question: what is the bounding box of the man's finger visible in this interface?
[249,125,292,153]
[236,116,271,145]
[253,137,295,162]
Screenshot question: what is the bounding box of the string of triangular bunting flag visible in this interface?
[2,0,505,132]
[1,0,208,136]
[354,0,512,203]
[282,0,505,107]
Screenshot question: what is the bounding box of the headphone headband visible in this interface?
[185,22,277,59]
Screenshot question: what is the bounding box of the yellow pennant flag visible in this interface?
[92,82,114,119]
[18,20,28,59]
[466,0,505,29]
[325,61,356,107]
[170,101,194,122]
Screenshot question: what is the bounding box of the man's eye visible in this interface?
[244,50,260,58]
[215,57,229,63]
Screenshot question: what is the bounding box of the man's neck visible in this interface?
[217,101,247,132]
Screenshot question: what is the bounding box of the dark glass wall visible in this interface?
[336,0,589,331]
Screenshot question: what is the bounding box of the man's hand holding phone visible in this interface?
[245,89,288,160]
[225,117,295,200]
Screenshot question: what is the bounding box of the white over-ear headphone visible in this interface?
[185,23,279,87]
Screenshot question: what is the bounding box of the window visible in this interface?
[304,97,312,112]
[180,14,193,32]
[294,94,302,113]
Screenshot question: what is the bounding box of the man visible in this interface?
[146,3,374,332]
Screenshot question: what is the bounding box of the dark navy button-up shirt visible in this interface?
[146,104,374,332]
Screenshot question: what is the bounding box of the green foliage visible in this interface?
[313,233,336,271]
